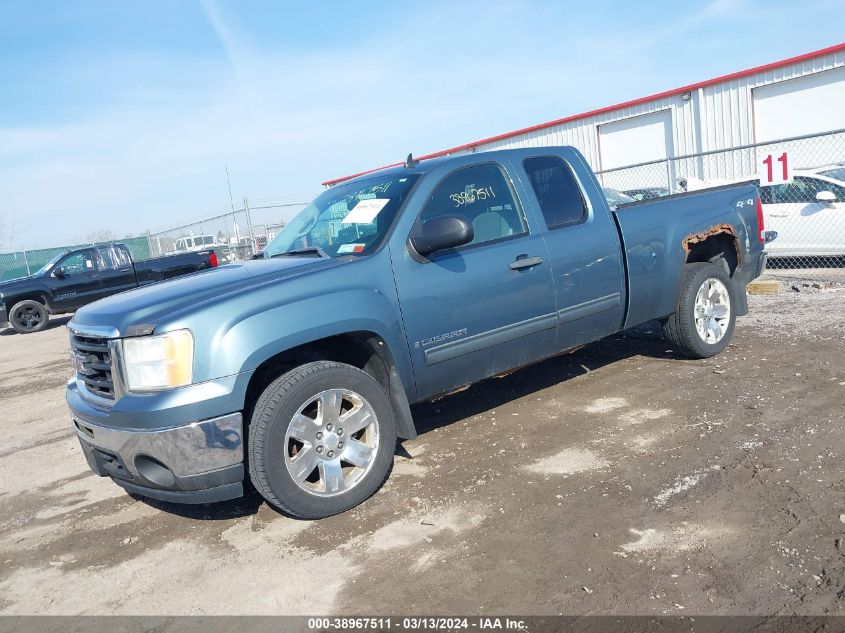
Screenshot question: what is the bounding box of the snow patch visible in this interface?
[620,408,671,426]
[620,524,727,554]
[652,470,712,508]
[581,397,628,414]
[526,448,609,475]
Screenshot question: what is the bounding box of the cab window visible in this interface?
[57,250,94,275]
[419,163,527,247]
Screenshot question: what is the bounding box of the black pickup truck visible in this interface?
[0,243,218,334]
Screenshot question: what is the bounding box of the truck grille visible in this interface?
[70,334,114,400]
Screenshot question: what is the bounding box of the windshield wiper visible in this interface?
[270,246,330,259]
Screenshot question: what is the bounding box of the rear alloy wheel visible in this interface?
[663,262,736,359]
[9,300,49,334]
[248,361,396,518]
[693,277,731,345]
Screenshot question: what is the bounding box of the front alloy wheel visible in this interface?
[9,300,49,334]
[285,389,380,496]
[249,361,396,518]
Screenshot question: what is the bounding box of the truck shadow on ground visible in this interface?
[410,321,675,434]
[137,322,677,520]
[0,315,71,336]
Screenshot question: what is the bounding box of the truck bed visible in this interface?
[612,181,764,329]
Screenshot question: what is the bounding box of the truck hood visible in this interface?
[0,273,40,294]
[71,257,336,336]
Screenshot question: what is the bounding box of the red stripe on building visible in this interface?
[322,42,845,186]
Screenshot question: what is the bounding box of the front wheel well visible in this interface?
[6,294,51,312]
[243,332,403,430]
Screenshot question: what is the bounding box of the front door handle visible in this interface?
[509,255,543,270]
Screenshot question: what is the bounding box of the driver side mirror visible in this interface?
[410,215,474,257]
[53,267,66,279]
[816,191,837,204]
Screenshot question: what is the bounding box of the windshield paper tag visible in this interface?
[341,199,389,224]
[337,243,366,254]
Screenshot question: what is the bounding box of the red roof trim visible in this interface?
[322,42,845,186]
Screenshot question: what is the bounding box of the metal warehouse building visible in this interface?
[325,43,845,188]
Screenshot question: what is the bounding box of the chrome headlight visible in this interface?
[122,329,194,392]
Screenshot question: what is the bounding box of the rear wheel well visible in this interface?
[685,233,738,277]
[243,332,397,425]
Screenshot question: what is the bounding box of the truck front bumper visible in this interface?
[73,411,245,504]
[0,304,8,329]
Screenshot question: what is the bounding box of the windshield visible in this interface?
[625,187,669,200]
[34,252,67,276]
[819,168,845,182]
[603,188,636,206]
[263,174,420,258]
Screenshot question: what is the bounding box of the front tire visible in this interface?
[663,262,736,359]
[9,300,49,334]
[248,361,396,519]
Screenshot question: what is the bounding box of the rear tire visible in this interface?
[248,361,396,519]
[663,262,736,359]
[9,300,49,334]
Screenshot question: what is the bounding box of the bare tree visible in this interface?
[86,229,116,244]
[0,211,14,252]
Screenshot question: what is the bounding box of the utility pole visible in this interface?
[243,197,255,243]
[22,249,31,276]
[226,164,238,246]
[225,164,237,214]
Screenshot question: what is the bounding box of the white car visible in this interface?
[753,167,845,258]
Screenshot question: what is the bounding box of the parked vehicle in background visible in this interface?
[753,169,845,257]
[173,235,217,253]
[0,244,218,334]
[66,146,767,519]
[173,234,236,264]
[232,237,256,261]
[623,187,670,201]
[602,187,636,208]
[812,163,845,182]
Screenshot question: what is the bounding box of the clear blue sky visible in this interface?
[0,0,842,249]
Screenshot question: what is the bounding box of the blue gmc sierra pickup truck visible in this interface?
[66,146,767,518]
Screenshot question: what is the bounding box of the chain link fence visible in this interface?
[146,205,255,264]
[597,128,845,282]
[2,131,843,283]
[0,200,309,282]
[145,200,308,264]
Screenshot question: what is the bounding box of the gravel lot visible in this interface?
[1,284,844,615]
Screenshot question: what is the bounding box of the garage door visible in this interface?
[598,109,674,171]
[753,66,845,142]
[598,109,674,189]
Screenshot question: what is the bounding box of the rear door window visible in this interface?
[95,246,118,270]
[115,247,132,266]
[523,156,588,229]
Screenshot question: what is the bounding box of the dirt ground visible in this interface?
[1,282,844,616]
